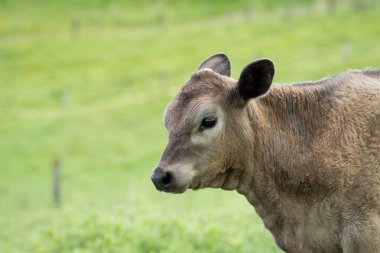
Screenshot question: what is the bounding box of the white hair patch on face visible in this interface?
[167,163,195,187]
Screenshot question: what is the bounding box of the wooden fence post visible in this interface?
[71,16,81,37]
[53,158,61,208]
[326,0,337,13]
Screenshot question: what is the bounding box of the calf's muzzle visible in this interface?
[151,167,172,192]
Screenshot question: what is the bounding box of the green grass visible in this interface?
[1,1,380,252]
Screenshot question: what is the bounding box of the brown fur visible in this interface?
[154,62,380,252]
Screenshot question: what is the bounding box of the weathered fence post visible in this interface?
[326,0,337,13]
[352,0,367,10]
[53,158,61,208]
[71,16,81,37]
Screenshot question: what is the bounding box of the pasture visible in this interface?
[1,1,379,252]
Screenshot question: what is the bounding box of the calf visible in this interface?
[151,54,380,253]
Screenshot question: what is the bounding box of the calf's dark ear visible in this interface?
[198,53,231,77]
[237,59,275,100]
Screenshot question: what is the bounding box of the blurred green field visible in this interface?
[0,0,379,252]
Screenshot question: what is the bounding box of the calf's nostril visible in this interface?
[161,171,172,186]
[151,168,173,191]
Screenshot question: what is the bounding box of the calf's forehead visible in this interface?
[164,70,232,131]
[164,97,219,132]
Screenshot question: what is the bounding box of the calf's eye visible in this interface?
[200,117,217,130]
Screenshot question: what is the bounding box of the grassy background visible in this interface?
[0,0,379,252]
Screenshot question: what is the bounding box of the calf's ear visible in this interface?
[237,59,275,100]
[198,53,231,77]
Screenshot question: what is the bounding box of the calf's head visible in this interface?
[151,53,275,193]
